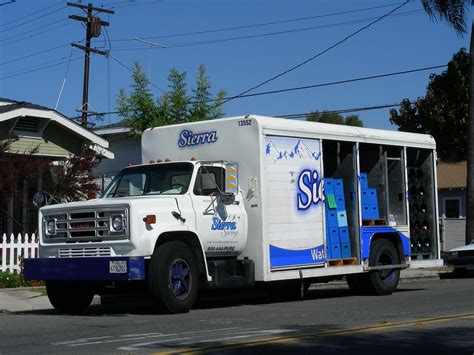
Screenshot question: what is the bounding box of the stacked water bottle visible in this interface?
[408,168,431,257]
[324,178,352,260]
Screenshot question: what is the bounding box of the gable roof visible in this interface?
[94,119,131,136]
[437,161,466,189]
[0,98,113,158]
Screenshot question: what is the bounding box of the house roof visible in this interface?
[94,119,130,136]
[0,98,114,159]
[437,161,466,189]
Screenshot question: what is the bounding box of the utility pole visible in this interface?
[67,2,114,128]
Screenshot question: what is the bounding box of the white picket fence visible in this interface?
[0,233,38,272]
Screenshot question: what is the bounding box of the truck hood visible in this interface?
[39,195,185,212]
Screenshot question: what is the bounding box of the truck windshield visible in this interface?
[101,162,194,198]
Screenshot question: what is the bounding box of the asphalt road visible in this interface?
[1,278,473,354]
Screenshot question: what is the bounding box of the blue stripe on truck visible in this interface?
[23,256,145,281]
[269,244,326,268]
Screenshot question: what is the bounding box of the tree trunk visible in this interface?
[466,21,474,245]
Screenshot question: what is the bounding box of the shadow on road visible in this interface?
[140,324,474,354]
[11,282,427,317]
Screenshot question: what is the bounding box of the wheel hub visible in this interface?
[169,258,191,300]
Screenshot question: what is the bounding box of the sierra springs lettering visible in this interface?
[178,129,218,148]
[297,169,324,210]
[211,217,236,231]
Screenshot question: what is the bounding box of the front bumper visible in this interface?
[24,257,145,281]
[447,256,474,270]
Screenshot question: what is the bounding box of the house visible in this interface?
[437,161,466,218]
[0,98,114,235]
[436,160,466,250]
[93,120,141,190]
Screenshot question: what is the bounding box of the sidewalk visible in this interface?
[0,287,52,313]
[0,267,454,313]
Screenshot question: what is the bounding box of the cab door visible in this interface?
[191,164,247,256]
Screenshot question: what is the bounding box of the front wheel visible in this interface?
[46,281,94,314]
[148,241,199,313]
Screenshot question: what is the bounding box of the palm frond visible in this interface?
[421,0,471,35]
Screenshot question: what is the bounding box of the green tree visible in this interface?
[390,49,468,161]
[420,0,473,244]
[307,111,364,127]
[117,63,226,139]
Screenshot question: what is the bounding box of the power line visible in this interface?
[0,56,82,80]
[91,101,415,124]
[111,0,162,9]
[113,10,422,52]
[55,48,75,110]
[0,18,68,44]
[0,22,71,48]
[88,63,439,119]
[0,44,69,66]
[222,1,410,105]
[276,102,416,119]
[222,64,447,100]
[0,4,66,34]
[0,0,62,28]
[109,53,165,92]
[110,2,408,43]
[0,1,15,8]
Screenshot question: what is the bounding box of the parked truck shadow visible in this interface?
[12,282,427,317]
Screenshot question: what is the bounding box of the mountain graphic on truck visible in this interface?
[265,139,321,163]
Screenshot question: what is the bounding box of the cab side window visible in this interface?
[194,166,225,196]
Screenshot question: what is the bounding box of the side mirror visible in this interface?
[32,192,45,209]
[219,192,236,205]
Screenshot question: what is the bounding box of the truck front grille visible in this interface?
[42,206,129,243]
[58,247,112,257]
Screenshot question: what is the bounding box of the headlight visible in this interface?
[46,220,56,235]
[451,251,458,257]
[111,216,124,231]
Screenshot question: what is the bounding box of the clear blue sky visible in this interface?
[0,0,470,130]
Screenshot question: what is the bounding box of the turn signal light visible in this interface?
[143,215,156,224]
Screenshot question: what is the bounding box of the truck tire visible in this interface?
[46,280,94,314]
[366,238,401,295]
[148,241,199,313]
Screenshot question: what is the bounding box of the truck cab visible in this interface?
[28,160,251,314]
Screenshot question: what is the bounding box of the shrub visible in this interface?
[0,270,25,288]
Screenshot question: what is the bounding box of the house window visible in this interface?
[444,198,461,218]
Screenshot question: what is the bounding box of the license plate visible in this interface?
[109,260,127,274]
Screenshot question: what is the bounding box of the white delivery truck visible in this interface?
[25,115,441,313]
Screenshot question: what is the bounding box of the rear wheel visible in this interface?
[46,281,94,314]
[148,241,199,313]
[347,239,400,295]
[366,239,401,295]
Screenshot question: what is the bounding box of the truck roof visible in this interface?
[144,115,436,149]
